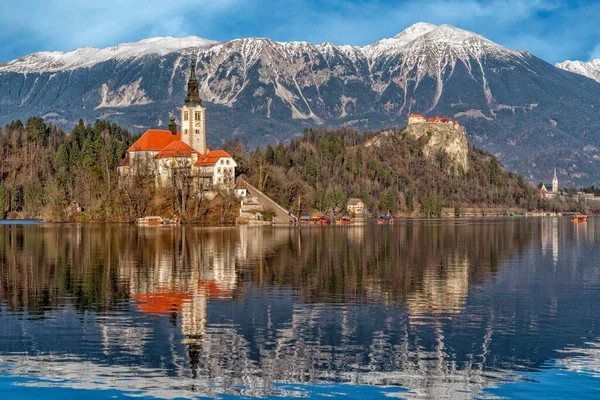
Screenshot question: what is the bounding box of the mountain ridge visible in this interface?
[556,59,600,83]
[2,23,600,185]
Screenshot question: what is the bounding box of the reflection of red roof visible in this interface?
[133,281,232,314]
[133,292,189,314]
[128,129,181,152]
[195,149,232,166]
[155,140,199,158]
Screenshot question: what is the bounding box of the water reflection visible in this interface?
[1,219,600,398]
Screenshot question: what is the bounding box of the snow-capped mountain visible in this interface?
[2,36,216,73]
[555,59,600,83]
[2,23,600,184]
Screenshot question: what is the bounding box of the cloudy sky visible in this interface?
[1,0,599,64]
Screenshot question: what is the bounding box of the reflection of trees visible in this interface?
[239,222,533,310]
[0,225,129,314]
[4,220,594,399]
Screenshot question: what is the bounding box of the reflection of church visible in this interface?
[120,229,237,375]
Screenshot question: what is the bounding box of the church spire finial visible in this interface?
[185,56,202,106]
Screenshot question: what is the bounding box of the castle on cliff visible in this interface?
[408,113,460,128]
[118,60,236,190]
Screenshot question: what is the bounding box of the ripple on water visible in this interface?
[0,220,600,398]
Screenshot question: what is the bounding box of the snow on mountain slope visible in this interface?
[555,59,600,83]
[1,23,524,75]
[367,22,437,50]
[3,23,600,185]
[0,36,216,73]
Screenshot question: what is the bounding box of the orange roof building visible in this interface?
[118,60,237,190]
[409,114,460,128]
[128,129,181,152]
[155,140,199,159]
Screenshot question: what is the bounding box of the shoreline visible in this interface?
[0,214,584,227]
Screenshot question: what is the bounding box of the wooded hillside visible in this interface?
[231,127,547,217]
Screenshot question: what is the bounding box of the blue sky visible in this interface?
[1,0,599,64]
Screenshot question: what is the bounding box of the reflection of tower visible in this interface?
[552,218,559,265]
[125,228,238,376]
[552,168,558,194]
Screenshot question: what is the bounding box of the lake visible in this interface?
[1,219,599,399]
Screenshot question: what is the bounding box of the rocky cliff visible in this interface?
[407,122,469,172]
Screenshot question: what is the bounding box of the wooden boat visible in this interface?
[298,216,331,226]
[336,216,353,225]
[136,216,181,226]
[298,216,313,225]
[572,214,589,223]
[378,215,394,225]
[136,216,164,226]
[313,216,331,225]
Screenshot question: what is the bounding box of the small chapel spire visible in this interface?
[185,57,202,106]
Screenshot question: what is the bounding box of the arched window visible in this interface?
[195,129,199,134]
[183,111,189,121]
[195,111,201,120]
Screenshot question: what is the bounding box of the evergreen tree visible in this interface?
[0,182,6,219]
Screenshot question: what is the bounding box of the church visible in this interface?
[538,169,559,199]
[118,60,236,190]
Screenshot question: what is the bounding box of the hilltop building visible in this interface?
[118,60,236,190]
[408,114,460,128]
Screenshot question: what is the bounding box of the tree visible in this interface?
[324,183,336,211]
[421,192,443,218]
[0,182,6,219]
[380,189,394,214]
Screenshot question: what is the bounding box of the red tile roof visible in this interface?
[195,149,232,166]
[155,140,199,158]
[128,129,181,152]
[409,113,425,119]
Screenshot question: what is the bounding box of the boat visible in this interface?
[336,216,353,225]
[298,215,331,226]
[572,214,589,223]
[136,216,164,226]
[136,215,181,226]
[378,215,394,225]
[298,216,313,225]
[313,216,331,225]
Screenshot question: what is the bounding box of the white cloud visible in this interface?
[1,0,599,64]
[0,0,241,53]
[591,45,600,61]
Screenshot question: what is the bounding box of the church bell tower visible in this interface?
[552,168,558,194]
[180,58,207,154]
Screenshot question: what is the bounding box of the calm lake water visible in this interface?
[1,219,600,399]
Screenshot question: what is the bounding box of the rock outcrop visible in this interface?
[406,123,469,172]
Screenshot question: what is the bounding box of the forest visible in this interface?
[230,127,566,217]
[0,117,577,222]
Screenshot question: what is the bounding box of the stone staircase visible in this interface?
[237,177,297,224]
